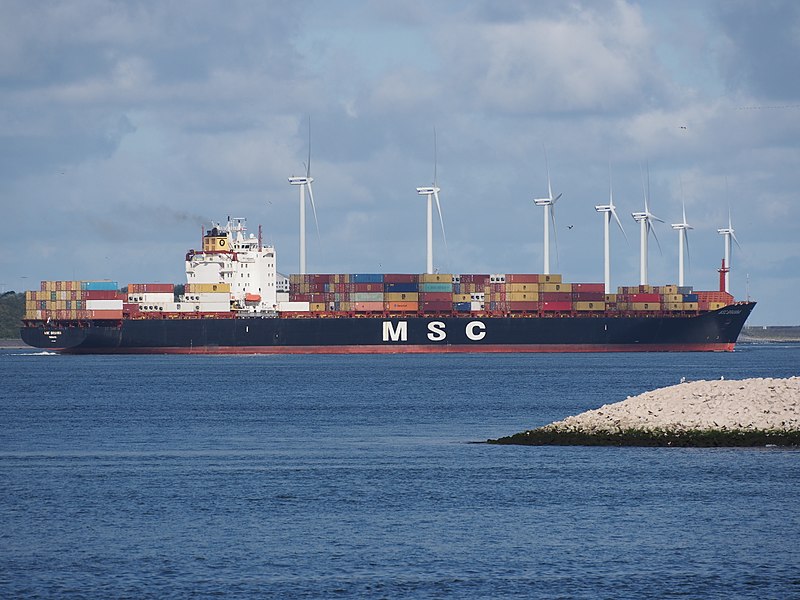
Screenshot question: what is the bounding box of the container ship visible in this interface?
[20,217,754,353]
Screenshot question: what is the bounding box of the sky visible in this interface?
[1,0,798,325]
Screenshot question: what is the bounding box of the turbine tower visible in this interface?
[594,167,627,294]
[631,166,663,285]
[288,118,320,275]
[670,192,693,287]
[532,149,562,274]
[416,129,447,274]
[717,208,740,293]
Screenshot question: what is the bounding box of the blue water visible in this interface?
[1,346,799,598]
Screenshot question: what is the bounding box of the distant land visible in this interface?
[739,326,800,343]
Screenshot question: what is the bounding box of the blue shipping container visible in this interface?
[683,294,698,302]
[454,302,471,312]
[351,274,384,283]
[82,281,118,291]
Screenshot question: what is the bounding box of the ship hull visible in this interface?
[21,303,755,354]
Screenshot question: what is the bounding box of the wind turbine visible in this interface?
[717,207,741,293]
[670,183,693,287]
[533,148,562,274]
[594,165,627,294]
[416,129,447,274]
[288,118,320,275]
[631,164,663,286]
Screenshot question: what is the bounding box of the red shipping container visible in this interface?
[84,290,122,300]
[573,283,605,292]
[507,301,538,311]
[573,291,605,301]
[290,294,312,302]
[420,292,452,301]
[384,274,419,283]
[421,301,452,311]
[506,274,540,283]
[540,291,572,302]
[630,293,660,302]
[541,301,572,311]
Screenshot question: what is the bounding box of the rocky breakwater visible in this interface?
[490,377,800,447]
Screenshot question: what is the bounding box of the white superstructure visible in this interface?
[185,218,279,312]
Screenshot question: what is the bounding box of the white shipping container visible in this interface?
[470,301,485,311]
[86,299,124,310]
[128,292,174,303]
[181,292,231,302]
[278,301,310,312]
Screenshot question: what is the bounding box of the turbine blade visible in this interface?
[433,189,448,250]
[731,230,742,250]
[307,180,321,241]
[433,126,438,186]
[550,205,560,268]
[544,146,553,200]
[649,219,663,255]
[306,116,311,178]
[611,207,628,242]
[552,192,562,204]
[684,229,691,269]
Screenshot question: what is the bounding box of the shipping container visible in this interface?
[541,301,572,311]
[353,301,384,312]
[661,285,679,294]
[385,282,418,293]
[451,293,471,303]
[572,283,605,292]
[507,292,539,302]
[507,301,539,312]
[385,301,418,312]
[278,301,310,312]
[631,302,661,310]
[86,299,123,311]
[383,274,419,284]
[82,281,119,291]
[661,294,683,303]
[310,303,327,312]
[88,309,124,319]
[573,292,605,301]
[420,282,453,292]
[351,274,384,283]
[454,302,472,312]
[351,292,384,302]
[540,274,562,283]
[185,282,231,293]
[419,291,452,302]
[683,294,698,302]
[489,274,506,283]
[419,273,452,283]
[630,293,660,302]
[505,274,540,284]
[539,282,572,293]
[470,301,484,311]
[506,283,538,292]
[421,300,452,311]
[677,286,694,294]
[127,283,174,293]
[539,291,572,302]
[574,301,605,311]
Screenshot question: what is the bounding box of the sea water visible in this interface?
[1,346,799,598]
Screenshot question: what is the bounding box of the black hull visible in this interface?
[20,303,756,354]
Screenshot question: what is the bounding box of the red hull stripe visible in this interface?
[64,342,736,354]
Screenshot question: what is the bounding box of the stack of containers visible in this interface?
[571,282,605,312]
[506,274,539,312]
[24,281,122,321]
[539,275,572,312]
[419,273,452,313]
[695,290,733,311]
[384,274,419,313]
[350,274,384,312]
[459,274,489,311]
[182,282,232,313]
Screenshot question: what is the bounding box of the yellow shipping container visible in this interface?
[708,302,728,310]
[186,282,231,293]
[540,274,562,283]
[661,294,683,303]
[507,292,539,302]
[539,283,572,293]
[420,273,453,283]
[631,302,660,310]
[638,285,654,293]
[385,292,419,302]
[604,294,617,302]
[310,302,327,312]
[663,303,683,311]
[506,283,538,292]
[574,301,605,311]
[452,294,471,303]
